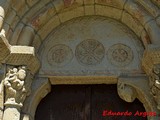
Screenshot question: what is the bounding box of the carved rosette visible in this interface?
[3,66,33,108]
[47,44,73,67]
[75,39,105,66]
[107,44,133,67]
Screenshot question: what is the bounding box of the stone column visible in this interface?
[142,45,160,111]
[0,29,40,120]
[2,66,33,120]
[148,64,160,110]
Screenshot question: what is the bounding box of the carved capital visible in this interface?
[142,45,160,75]
[117,82,136,103]
[3,65,33,108]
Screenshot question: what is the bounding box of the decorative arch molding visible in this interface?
[21,77,51,120]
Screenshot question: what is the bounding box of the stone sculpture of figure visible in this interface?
[3,66,27,107]
[149,64,160,110]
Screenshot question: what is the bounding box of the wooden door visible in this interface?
[91,85,147,120]
[35,85,147,120]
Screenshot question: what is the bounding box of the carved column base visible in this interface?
[3,105,21,120]
[4,102,23,108]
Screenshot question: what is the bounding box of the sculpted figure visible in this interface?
[3,66,27,106]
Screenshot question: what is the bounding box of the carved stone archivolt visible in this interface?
[3,66,32,107]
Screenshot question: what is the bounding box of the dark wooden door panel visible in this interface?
[52,85,86,120]
[35,85,147,120]
[91,85,147,120]
[35,85,86,120]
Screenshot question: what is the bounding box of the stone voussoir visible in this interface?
[0,34,10,62]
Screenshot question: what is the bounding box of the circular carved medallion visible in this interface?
[107,44,133,67]
[76,39,105,66]
[47,44,73,67]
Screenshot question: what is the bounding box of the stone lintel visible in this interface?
[49,76,118,85]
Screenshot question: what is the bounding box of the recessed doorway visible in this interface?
[35,84,147,120]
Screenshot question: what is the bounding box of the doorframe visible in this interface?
[21,76,159,120]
